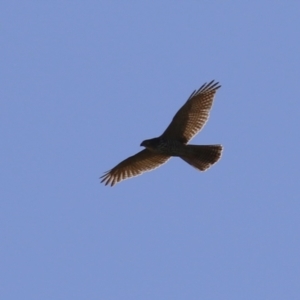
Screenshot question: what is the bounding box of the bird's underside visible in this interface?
[101,80,223,186]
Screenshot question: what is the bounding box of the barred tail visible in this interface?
[180,145,223,171]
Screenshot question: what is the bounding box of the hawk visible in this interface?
[101,80,223,186]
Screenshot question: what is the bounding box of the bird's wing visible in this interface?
[161,81,221,143]
[100,149,170,186]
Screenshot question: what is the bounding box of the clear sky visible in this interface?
[1,1,300,299]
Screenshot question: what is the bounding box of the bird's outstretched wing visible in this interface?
[161,80,221,143]
[100,149,169,186]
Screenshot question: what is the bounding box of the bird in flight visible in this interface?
[101,80,223,186]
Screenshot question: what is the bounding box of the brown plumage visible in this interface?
[101,80,223,186]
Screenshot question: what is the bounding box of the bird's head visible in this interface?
[140,139,150,147]
[140,137,160,150]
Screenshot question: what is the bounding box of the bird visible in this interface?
[101,80,223,186]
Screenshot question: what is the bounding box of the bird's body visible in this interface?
[101,80,223,186]
[141,137,188,156]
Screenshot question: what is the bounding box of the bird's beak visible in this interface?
[140,141,146,147]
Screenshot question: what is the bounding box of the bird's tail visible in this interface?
[180,144,223,171]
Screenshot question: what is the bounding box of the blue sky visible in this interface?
[1,1,300,299]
